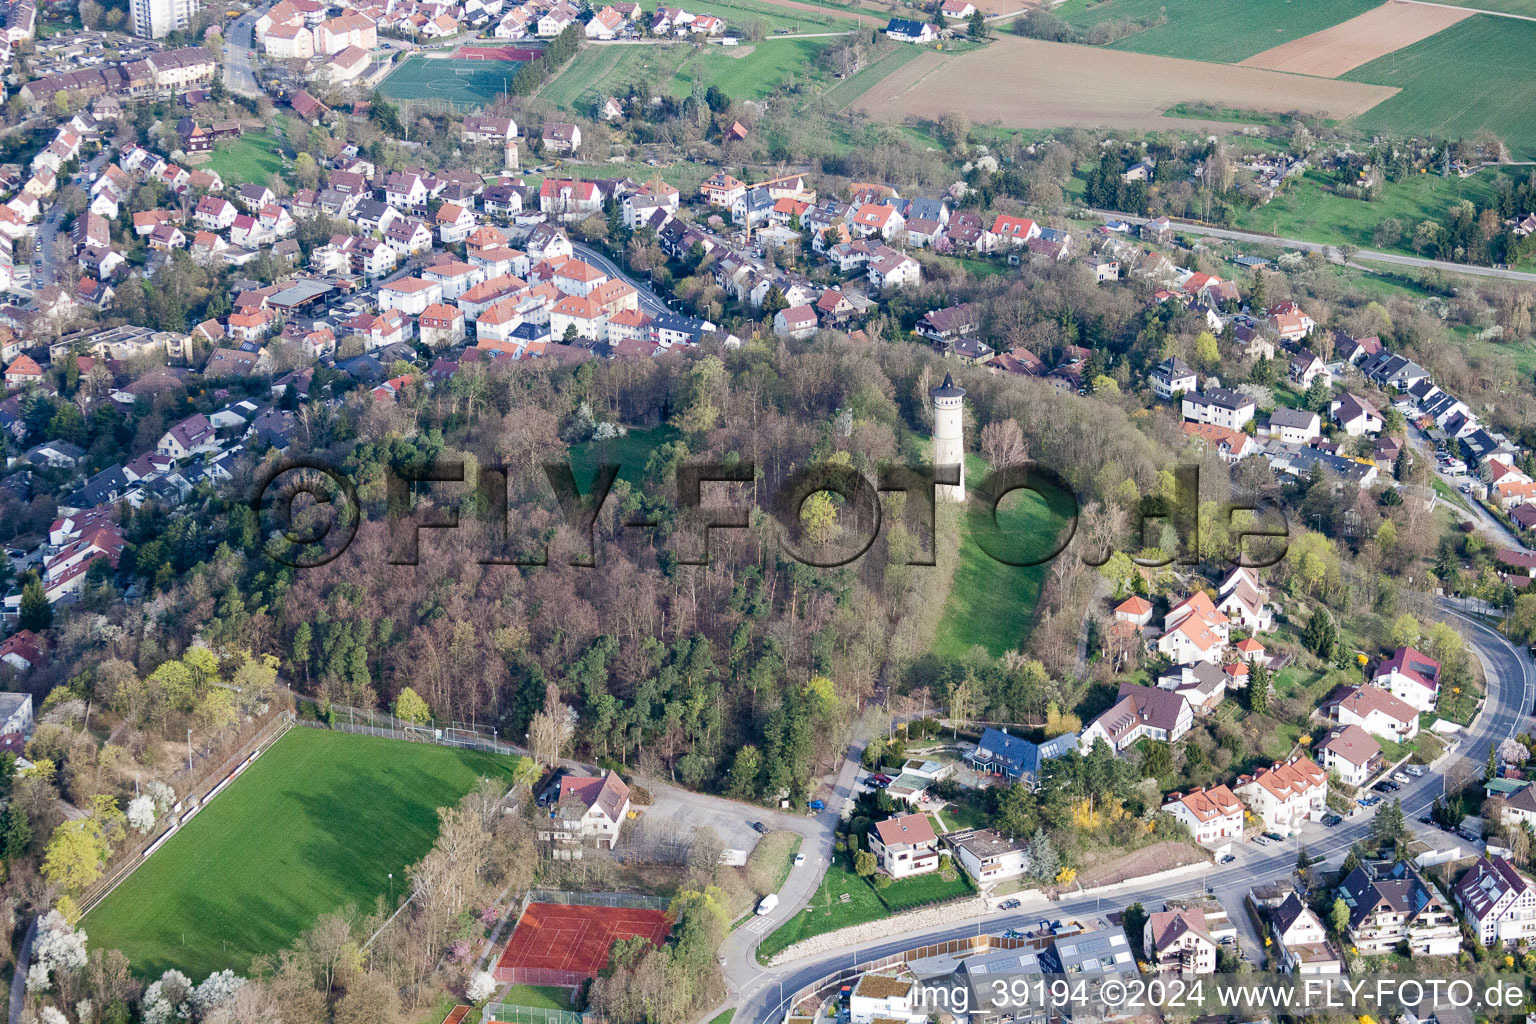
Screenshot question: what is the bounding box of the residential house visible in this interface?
[1373,646,1441,714]
[1315,724,1382,788]
[868,813,939,878]
[1268,891,1342,974]
[1080,683,1193,754]
[1234,756,1328,834]
[1289,349,1328,389]
[1182,422,1256,463]
[1268,407,1321,445]
[1161,784,1244,849]
[1330,393,1383,437]
[541,122,581,154]
[1335,685,1419,742]
[1182,388,1256,431]
[537,771,631,854]
[884,16,935,41]
[944,828,1029,885]
[1455,855,1536,946]
[1149,356,1197,400]
[773,304,818,341]
[1337,862,1459,956]
[1217,566,1272,632]
[1157,591,1230,666]
[1144,909,1217,975]
[969,726,1078,787]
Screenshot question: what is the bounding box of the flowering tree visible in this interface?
[27,910,88,993]
[1501,738,1530,766]
[142,969,194,1024]
[146,780,176,814]
[467,970,496,1003]
[127,795,157,835]
[192,970,246,1015]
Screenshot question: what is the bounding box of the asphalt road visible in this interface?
[1087,209,1536,285]
[569,240,673,317]
[224,4,271,97]
[732,601,1536,1024]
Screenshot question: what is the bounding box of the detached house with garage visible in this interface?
[869,812,940,878]
[537,771,630,856]
[1315,724,1382,788]
[1330,393,1383,437]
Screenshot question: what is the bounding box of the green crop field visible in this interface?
[204,130,287,185]
[84,729,523,979]
[1343,15,1536,159]
[379,56,524,108]
[932,454,1077,659]
[1419,0,1536,14]
[1058,0,1381,63]
[682,0,858,33]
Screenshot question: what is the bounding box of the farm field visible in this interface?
[378,56,524,108]
[852,34,1397,132]
[932,454,1076,659]
[676,0,864,32]
[1422,0,1536,13]
[1239,1,1473,77]
[203,129,287,184]
[1222,167,1497,254]
[1057,0,1382,63]
[84,729,523,979]
[1343,14,1536,158]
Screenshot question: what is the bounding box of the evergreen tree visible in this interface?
[18,579,51,633]
[1303,607,1337,660]
[1488,742,1500,781]
[1,802,31,861]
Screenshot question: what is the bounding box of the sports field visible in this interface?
[1058,0,1382,63]
[1343,14,1536,158]
[84,729,523,978]
[495,903,671,981]
[379,56,524,108]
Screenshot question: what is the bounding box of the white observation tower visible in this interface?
[930,371,966,503]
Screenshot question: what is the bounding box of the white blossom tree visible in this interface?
[142,969,194,1024]
[127,795,157,835]
[1501,738,1530,766]
[192,970,246,1014]
[467,970,496,1003]
[29,910,88,992]
[146,780,176,814]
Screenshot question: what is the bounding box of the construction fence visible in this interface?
[526,890,672,912]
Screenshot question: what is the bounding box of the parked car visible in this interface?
[1418,815,1436,825]
[1253,835,1272,847]
[1264,831,1285,842]
[1000,899,1021,910]
[793,853,806,867]
[1392,771,1411,783]
[868,774,892,787]
[1219,855,1236,864]
[1321,814,1342,827]
[1405,765,1426,777]
[1374,780,1400,793]
[751,821,768,834]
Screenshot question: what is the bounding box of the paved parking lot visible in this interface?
[623,785,767,861]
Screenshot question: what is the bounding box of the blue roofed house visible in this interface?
[886,17,936,42]
[971,727,1079,787]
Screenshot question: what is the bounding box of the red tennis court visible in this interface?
[455,45,540,61]
[495,903,671,983]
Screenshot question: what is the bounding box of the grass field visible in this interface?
[204,130,287,185]
[85,729,522,979]
[379,56,525,108]
[683,0,860,33]
[755,852,971,962]
[540,38,833,114]
[1344,15,1536,159]
[1427,0,1536,13]
[1225,167,1497,254]
[569,424,680,490]
[820,43,925,114]
[1057,0,1382,63]
[502,985,578,1010]
[932,454,1077,659]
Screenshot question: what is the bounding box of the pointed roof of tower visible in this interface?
[931,371,965,398]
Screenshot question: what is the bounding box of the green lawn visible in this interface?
[932,455,1077,658]
[204,130,288,185]
[1058,0,1381,63]
[85,729,524,979]
[1343,15,1536,159]
[1225,168,1497,255]
[709,1012,737,1024]
[746,831,804,893]
[681,0,857,33]
[568,423,681,490]
[754,850,972,963]
[502,985,577,1011]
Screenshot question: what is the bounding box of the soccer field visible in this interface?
[378,56,524,108]
[84,728,523,979]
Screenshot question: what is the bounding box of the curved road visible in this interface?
[569,240,672,317]
[1087,209,1536,285]
[729,602,1536,1024]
